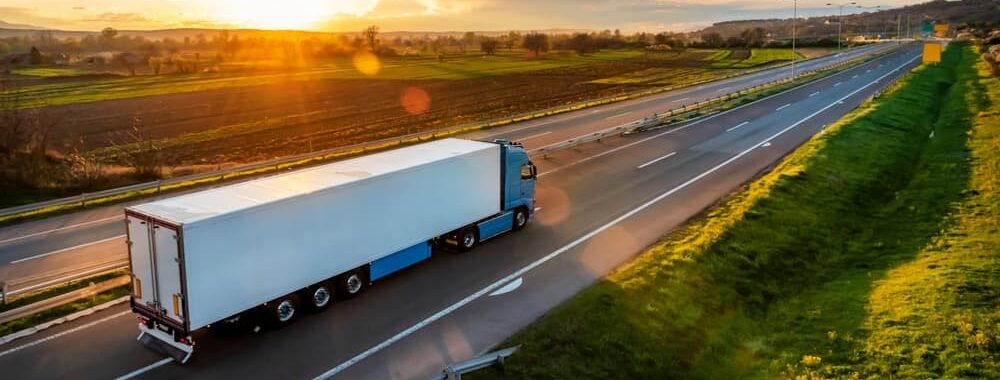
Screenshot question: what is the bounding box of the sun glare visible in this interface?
[213,0,378,30]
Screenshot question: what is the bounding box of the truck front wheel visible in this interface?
[459,227,478,252]
[337,269,367,299]
[513,207,529,231]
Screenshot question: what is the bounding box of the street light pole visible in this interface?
[827,2,856,50]
[792,0,797,79]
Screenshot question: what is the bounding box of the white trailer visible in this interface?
[126,138,537,362]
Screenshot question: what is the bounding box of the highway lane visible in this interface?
[0,45,921,379]
[0,43,897,289]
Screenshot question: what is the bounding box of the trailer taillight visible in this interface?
[172,294,180,316]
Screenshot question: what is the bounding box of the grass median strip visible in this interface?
[472,42,997,379]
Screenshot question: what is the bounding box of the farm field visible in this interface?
[471,43,1000,379]
[8,50,645,107]
[0,47,817,208]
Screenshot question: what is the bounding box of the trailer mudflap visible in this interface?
[137,324,193,363]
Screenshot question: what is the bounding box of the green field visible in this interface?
[710,48,803,69]
[473,43,999,379]
[7,50,644,108]
[10,67,88,77]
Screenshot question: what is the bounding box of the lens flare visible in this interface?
[400,87,431,115]
[352,51,381,76]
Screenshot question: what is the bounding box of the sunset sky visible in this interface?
[2,0,927,32]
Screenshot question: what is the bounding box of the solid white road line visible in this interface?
[726,121,750,132]
[605,111,632,120]
[776,104,792,111]
[637,152,677,169]
[716,86,732,92]
[10,235,125,264]
[115,358,174,380]
[310,53,921,380]
[0,310,131,358]
[672,97,690,103]
[0,216,121,246]
[809,91,820,97]
[518,131,552,141]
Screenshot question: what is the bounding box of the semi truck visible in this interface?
[125,138,537,362]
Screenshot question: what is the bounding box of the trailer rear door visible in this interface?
[127,214,156,311]
[127,213,186,328]
[152,221,185,326]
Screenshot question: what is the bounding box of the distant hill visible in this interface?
[0,26,594,42]
[696,0,1000,39]
[0,20,41,30]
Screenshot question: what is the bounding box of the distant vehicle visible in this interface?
[124,138,537,362]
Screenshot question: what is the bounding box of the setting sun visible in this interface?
[210,0,379,29]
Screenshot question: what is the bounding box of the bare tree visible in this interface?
[363,25,380,52]
[505,31,521,50]
[67,135,104,188]
[567,33,594,56]
[480,38,499,56]
[111,116,167,179]
[522,32,549,57]
[701,32,725,48]
[0,79,26,156]
[148,56,164,75]
[462,31,476,53]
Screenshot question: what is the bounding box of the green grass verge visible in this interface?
[472,43,997,379]
[0,286,130,337]
[0,269,128,313]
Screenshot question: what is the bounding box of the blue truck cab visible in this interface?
[441,139,537,251]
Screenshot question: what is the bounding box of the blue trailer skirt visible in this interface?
[369,241,432,281]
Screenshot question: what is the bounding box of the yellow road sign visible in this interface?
[923,42,942,64]
[934,24,950,37]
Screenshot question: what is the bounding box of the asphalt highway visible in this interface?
[0,42,893,294]
[0,43,921,380]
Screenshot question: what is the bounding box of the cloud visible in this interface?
[87,12,150,23]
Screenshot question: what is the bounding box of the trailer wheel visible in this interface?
[337,269,367,299]
[458,227,478,252]
[513,207,529,231]
[267,294,300,327]
[305,282,334,312]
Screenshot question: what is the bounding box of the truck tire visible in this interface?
[458,227,478,252]
[513,207,529,231]
[267,294,300,328]
[305,282,334,312]
[337,269,367,299]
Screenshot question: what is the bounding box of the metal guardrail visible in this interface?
[0,275,130,324]
[529,118,659,158]
[0,44,888,221]
[435,346,520,380]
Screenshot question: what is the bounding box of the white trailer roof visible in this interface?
[128,138,497,224]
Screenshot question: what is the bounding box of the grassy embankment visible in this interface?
[474,42,999,379]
